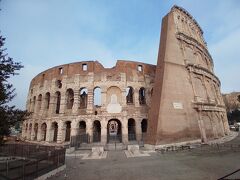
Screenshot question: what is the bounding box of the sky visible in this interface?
[0,0,240,110]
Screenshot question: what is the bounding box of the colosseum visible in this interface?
[22,5,230,148]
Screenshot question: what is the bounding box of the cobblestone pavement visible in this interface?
[49,132,240,180]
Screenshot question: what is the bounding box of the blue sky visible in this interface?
[0,0,239,109]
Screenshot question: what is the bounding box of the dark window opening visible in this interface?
[126,86,134,104]
[139,87,146,105]
[66,89,74,109]
[59,67,63,75]
[56,80,62,88]
[80,88,88,109]
[137,65,143,72]
[56,92,61,114]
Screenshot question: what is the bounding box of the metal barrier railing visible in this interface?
[0,144,66,180]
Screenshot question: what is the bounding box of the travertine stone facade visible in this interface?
[146,6,230,145]
[22,60,154,145]
[22,5,230,146]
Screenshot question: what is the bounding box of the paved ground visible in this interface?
[50,133,240,180]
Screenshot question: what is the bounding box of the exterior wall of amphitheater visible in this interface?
[22,60,155,145]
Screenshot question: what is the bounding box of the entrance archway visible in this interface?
[93,120,101,142]
[52,122,58,142]
[128,119,136,141]
[41,123,47,141]
[65,121,71,142]
[107,119,122,143]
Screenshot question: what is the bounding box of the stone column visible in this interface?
[37,125,42,141]
[101,118,107,145]
[134,88,140,107]
[122,117,128,144]
[101,89,107,107]
[87,88,93,114]
[59,93,66,115]
[135,119,142,142]
[72,90,80,114]
[86,120,93,143]
[57,120,65,143]
[198,112,207,143]
[45,121,52,142]
[70,120,78,137]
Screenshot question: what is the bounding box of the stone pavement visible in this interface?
[49,132,240,180]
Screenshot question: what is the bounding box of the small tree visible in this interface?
[0,34,27,144]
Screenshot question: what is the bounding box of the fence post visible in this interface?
[6,159,9,177]
[22,159,25,180]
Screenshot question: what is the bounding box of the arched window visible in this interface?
[139,87,146,105]
[93,87,101,106]
[55,91,61,114]
[93,120,101,142]
[37,94,42,112]
[126,86,134,104]
[66,89,74,109]
[128,118,136,141]
[33,96,36,112]
[80,88,88,109]
[45,92,50,109]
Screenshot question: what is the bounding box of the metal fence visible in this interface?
[0,144,66,180]
[70,133,147,149]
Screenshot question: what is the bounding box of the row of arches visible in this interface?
[24,119,148,143]
[29,86,151,113]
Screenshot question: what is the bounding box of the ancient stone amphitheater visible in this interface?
[22,5,230,147]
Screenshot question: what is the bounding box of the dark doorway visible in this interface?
[93,120,101,142]
[107,119,122,143]
[65,121,71,142]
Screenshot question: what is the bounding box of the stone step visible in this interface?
[105,143,126,151]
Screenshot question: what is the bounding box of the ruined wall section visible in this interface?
[24,60,155,143]
[146,6,229,145]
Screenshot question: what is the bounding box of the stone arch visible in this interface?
[106,86,122,113]
[205,79,215,101]
[139,87,146,105]
[93,87,101,106]
[196,51,208,68]
[55,91,61,114]
[66,88,74,109]
[141,119,148,133]
[202,114,214,140]
[92,120,101,142]
[128,118,136,141]
[37,94,42,112]
[32,96,36,112]
[51,122,58,142]
[107,119,122,143]
[64,121,71,142]
[44,92,50,110]
[185,46,195,64]
[29,99,32,112]
[126,86,134,104]
[80,88,88,109]
[194,77,207,101]
[41,123,47,141]
[79,120,87,135]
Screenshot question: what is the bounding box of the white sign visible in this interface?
[173,102,183,109]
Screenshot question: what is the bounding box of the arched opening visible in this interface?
[37,94,42,112]
[80,88,88,109]
[93,87,101,107]
[126,86,134,104]
[93,120,101,142]
[41,123,47,141]
[141,119,148,140]
[32,96,36,112]
[29,99,32,112]
[150,88,153,97]
[139,87,146,105]
[66,89,74,109]
[128,118,136,141]
[25,123,28,132]
[52,122,58,142]
[34,123,38,140]
[55,91,61,114]
[107,119,122,143]
[78,121,88,143]
[45,92,50,110]
[79,121,86,134]
[65,121,71,142]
